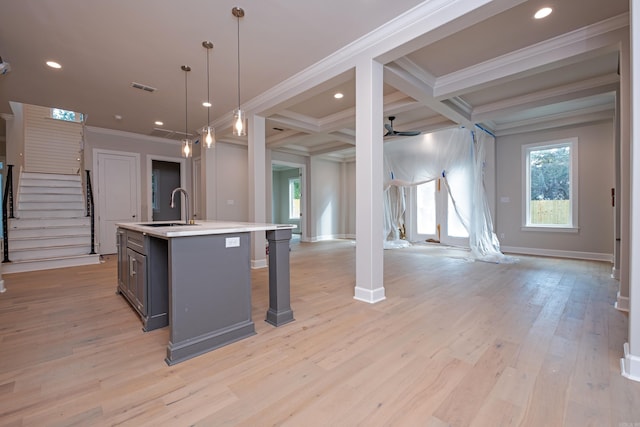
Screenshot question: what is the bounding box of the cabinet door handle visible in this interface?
[129,257,136,276]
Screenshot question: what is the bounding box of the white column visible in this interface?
[622,2,640,381]
[618,36,631,311]
[248,114,268,269]
[354,58,385,304]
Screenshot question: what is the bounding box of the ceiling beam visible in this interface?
[434,13,628,99]
[472,74,619,122]
[384,62,474,128]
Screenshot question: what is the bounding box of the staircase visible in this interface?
[3,172,100,273]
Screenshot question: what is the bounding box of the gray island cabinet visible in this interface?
[116,221,295,365]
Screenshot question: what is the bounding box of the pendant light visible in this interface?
[232,6,246,136]
[202,41,216,148]
[181,65,193,158]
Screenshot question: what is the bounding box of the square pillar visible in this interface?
[248,114,268,269]
[354,58,385,304]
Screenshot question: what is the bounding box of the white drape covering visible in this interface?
[383,127,513,263]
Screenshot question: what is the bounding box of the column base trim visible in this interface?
[612,267,620,280]
[251,259,268,269]
[615,291,630,312]
[354,286,386,304]
[621,342,640,382]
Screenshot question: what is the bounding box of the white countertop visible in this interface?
[117,220,295,238]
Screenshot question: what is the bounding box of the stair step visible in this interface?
[2,254,100,274]
[10,217,90,228]
[19,186,83,195]
[9,225,90,239]
[10,235,91,250]
[17,209,86,219]
[21,172,81,182]
[18,201,85,211]
[8,244,93,261]
[19,193,84,203]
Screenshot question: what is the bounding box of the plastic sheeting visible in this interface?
[383,127,515,263]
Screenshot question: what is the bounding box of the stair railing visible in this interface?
[2,164,15,263]
[85,170,96,255]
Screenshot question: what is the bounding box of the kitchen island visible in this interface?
[116,220,295,365]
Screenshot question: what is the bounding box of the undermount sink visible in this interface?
[141,222,200,227]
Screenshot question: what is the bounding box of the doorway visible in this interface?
[272,162,305,239]
[94,149,141,254]
[409,177,469,247]
[151,160,181,221]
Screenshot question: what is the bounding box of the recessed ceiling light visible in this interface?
[155,121,164,126]
[334,92,344,99]
[534,7,552,19]
[202,101,212,107]
[46,61,62,69]
[114,115,123,121]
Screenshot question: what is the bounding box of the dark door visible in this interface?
[152,160,181,221]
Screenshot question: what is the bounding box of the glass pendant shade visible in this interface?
[181,138,193,158]
[204,125,216,149]
[233,108,246,136]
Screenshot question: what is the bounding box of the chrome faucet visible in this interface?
[170,187,192,224]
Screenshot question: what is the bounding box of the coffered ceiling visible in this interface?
[0,0,629,160]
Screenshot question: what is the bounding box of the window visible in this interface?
[51,108,84,123]
[523,138,578,230]
[289,177,301,219]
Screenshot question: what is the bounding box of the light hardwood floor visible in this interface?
[1,240,639,426]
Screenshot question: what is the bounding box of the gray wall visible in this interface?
[496,120,614,259]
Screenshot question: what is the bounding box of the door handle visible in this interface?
[129,257,136,276]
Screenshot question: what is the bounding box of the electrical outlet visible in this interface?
[499,233,505,239]
[225,237,240,248]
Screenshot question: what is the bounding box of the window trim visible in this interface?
[521,138,579,231]
[50,108,84,123]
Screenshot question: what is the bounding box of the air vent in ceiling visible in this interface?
[131,82,157,93]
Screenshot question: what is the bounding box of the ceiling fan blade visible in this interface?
[397,130,421,136]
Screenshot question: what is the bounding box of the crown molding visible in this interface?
[85,125,181,145]
[245,0,516,118]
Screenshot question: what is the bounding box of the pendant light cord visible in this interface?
[236,13,241,109]
[206,46,210,125]
[184,69,188,137]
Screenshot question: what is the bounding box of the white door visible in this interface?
[411,177,469,247]
[95,150,140,254]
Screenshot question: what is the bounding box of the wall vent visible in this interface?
[131,82,157,93]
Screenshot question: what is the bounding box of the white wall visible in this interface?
[85,127,188,222]
[345,161,356,237]
[496,120,614,260]
[215,142,248,221]
[310,157,343,240]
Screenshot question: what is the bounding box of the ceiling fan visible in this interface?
[384,116,421,137]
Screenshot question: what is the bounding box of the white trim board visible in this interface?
[501,245,613,262]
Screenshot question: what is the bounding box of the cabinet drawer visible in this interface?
[127,230,146,254]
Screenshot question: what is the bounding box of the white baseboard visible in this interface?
[354,286,386,304]
[251,259,268,269]
[500,246,613,262]
[310,234,355,242]
[615,291,630,312]
[0,278,5,293]
[621,342,640,382]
